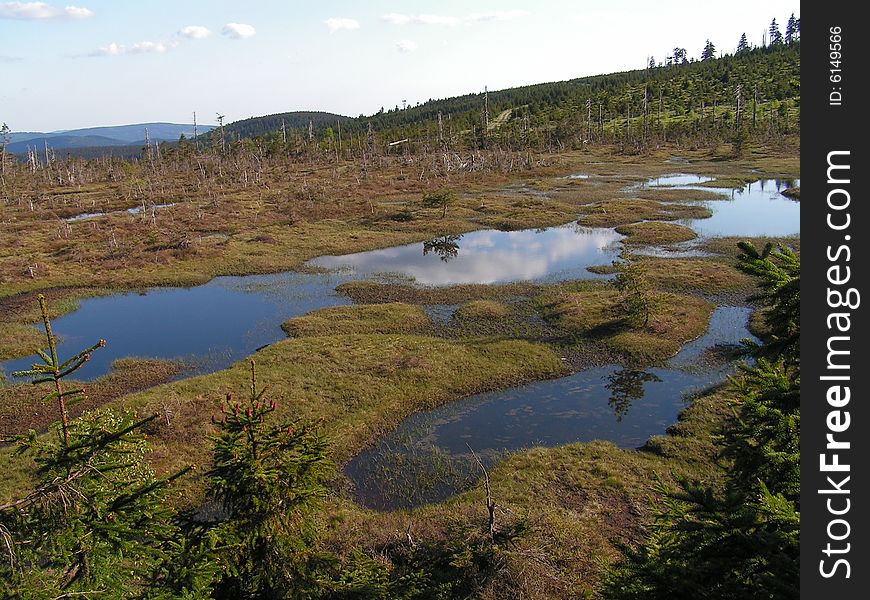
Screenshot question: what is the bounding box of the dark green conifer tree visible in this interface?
[769,19,783,46]
[207,360,330,599]
[785,14,798,45]
[736,32,749,54]
[701,39,717,61]
[1,296,196,598]
[603,243,800,600]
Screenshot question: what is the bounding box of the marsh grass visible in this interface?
[282,303,431,337]
[635,188,729,202]
[700,235,800,258]
[540,290,713,361]
[615,221,698,245]
[782,186,800,199]
[1,146,797,363]
[578,199,711,228]
[637,257,754,293]
[0,144,800,594]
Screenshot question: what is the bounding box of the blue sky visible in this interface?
[1,1,799,131]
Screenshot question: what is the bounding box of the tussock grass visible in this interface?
[615,221,698,245]
[643,385,733,463]
[327,379,735,598]
[701,235,800,258]
[541,290,713,361]
[282,303,430,337]
[336,281,549,305]
[578,199,711,227]
[453,300,512,320]
[782,186,800,199]
[110,334,565,479]
[638,257,754,293]
[636,188,727,202]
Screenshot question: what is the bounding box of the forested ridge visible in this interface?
[216,42,799,154]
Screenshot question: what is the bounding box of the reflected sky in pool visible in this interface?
[345,306,754,510]
[680,179,800,237]
[2,224,622,381]
[641,175,800,237]
[308,224,624,285]
[2,271,349,381]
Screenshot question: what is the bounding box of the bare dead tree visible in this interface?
[216,113,226,153]
[467,443,496,541]
[0,122,10,180]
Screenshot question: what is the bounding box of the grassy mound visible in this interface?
[453,300,512,320]
[578,199,711,228]
[615,221,698,245]
[542,290,713,361]
[282,303,430,337]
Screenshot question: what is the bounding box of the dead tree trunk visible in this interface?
[467,444,496,541]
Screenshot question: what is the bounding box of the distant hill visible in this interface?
[8,122,215,152]
[8,135,132,154]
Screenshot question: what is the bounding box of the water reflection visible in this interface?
[605,369,662,422]
[646,173,715,187]
[309,224,624,285]
[2,223,624,381]
[679,179,800,237]
[2,271,350,381]
[422,235,462,262]
[345,306,755,510]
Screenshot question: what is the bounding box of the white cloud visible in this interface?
[324,17,359,32]
[90,42,123,56]
[88,40,176,57]
[413,14,461,26]
[129,41,172,54]
[222,22,256,39]
[395,39,418,53]
[380,12,409,25]
[467,10,529,22]
[179,25,210,39]
[381,12,457,26]
[381,10,528,26]
[0,1,93,20]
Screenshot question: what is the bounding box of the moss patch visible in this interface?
[615,221,698,245]
[701,236,800,259]
[108,335,564,479]
[542,290,713,361]
[636,188,728,203]
[336,281,550,305]
[578,199,711,227]
[639,257,754,293]
[282,303,430,337]
[453,300,512,320]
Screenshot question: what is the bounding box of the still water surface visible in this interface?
[345,306,754,510]
[2,224,622,380]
